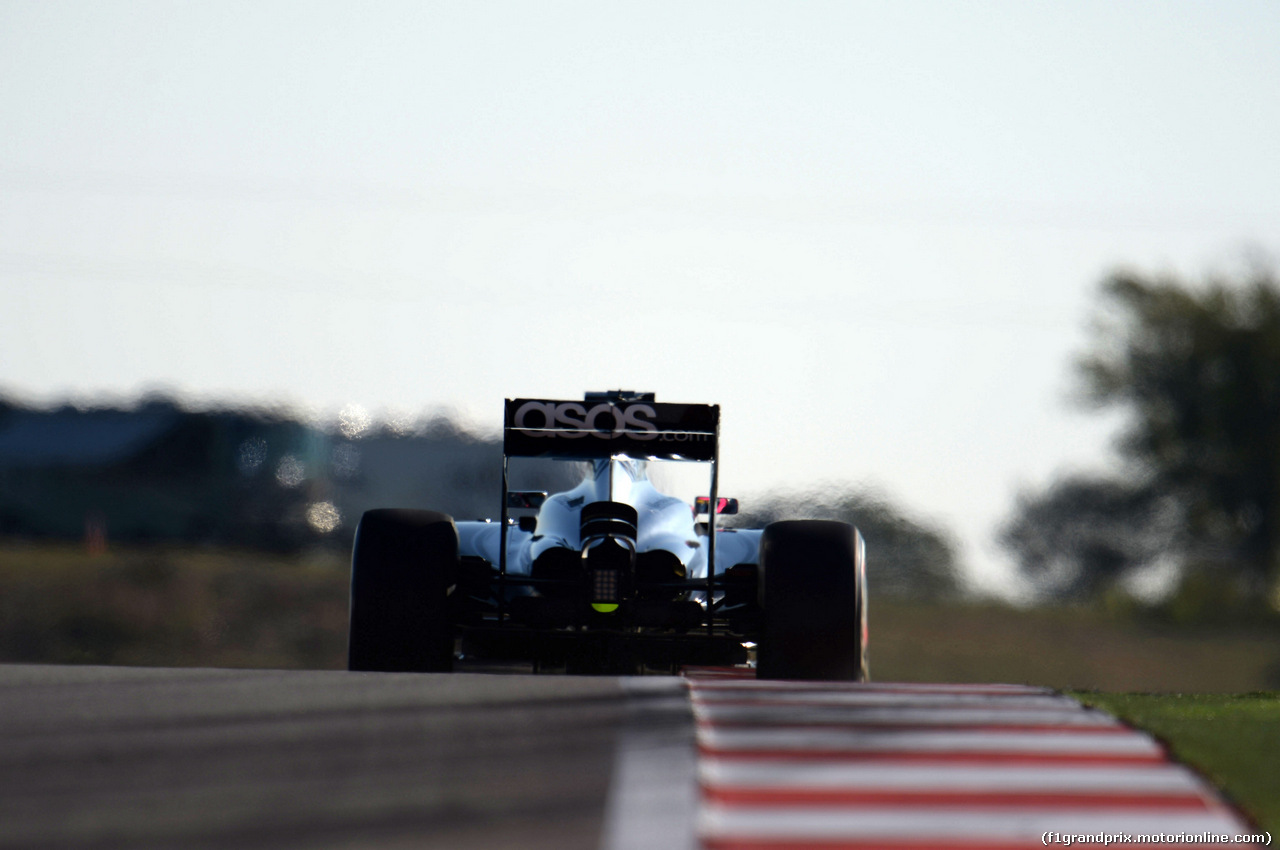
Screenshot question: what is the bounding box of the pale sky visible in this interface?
[3,1,1278,595]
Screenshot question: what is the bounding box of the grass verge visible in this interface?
[1072,691,1280,834]
[0,541,350,669]
[871,597,1280,692]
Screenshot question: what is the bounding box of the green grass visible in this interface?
[0,541,350,669]
[1072,692,1280,833]
[871,597,1280,692]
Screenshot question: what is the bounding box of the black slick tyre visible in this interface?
[348,509,458,672]
[756,519,868,681]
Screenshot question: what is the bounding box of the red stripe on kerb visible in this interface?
[687,681,1052,694]
[691,695,1070,703]
[691,688,1055,700]
[698,745,1166,765]
[701,787,1212,809]
[697,720,1128,734]
[683,666,755,676]
[692,703,1070,712]
[690,697,1078,711]
[703,843,1026,850]
[701,841,1237,850]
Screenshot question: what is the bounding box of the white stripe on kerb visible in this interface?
[693,690,1083,708]
[699,759,1208,792]
[691,680,1052,694]
[697,804,1247,841]
[695,704,1123,726]
[700,727,1165,755]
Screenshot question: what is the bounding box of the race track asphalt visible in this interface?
[0,664,672,850]
[2,665,1257,849]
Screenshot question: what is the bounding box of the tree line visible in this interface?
[1000,263,1280,618]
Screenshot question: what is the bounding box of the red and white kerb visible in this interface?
[685,669,1253,850]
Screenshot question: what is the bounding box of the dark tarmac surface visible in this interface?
[0,665,651,850]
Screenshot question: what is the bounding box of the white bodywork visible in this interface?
[454,458,761,579]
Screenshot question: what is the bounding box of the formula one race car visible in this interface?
[347,392,868,680]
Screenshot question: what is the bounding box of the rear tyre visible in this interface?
[348,509,458,672]
[756,520,868,681]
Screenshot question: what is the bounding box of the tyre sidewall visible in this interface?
[757,519,862,680]
[348,509,458,672]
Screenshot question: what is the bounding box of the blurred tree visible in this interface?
[1004,265,1280,603]
[1000,475,1182,600]
[731,488,961,599]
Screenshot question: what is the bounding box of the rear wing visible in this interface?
[503,398,719,461]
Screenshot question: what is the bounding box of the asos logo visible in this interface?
[513,401,658,440]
